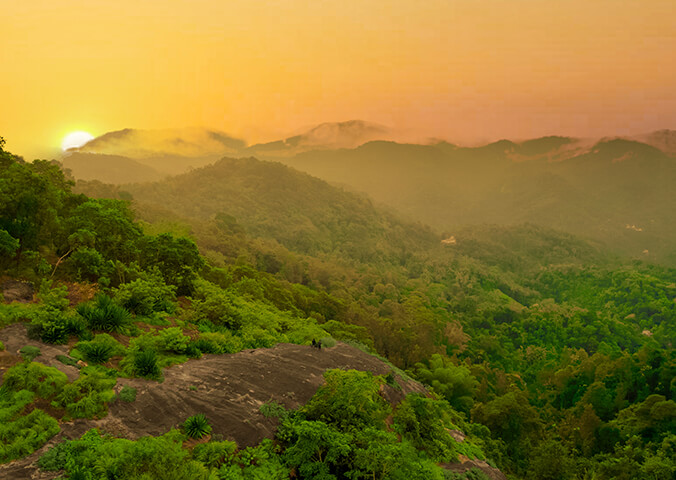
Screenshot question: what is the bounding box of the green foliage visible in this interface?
[119,386,137,403]
[0,372,61,463]
[137,233,205,296]
[302,369,391,431]
[192,331,243,354]
[349,427,445,480]
[192,440,237,468]
[77,294,131,333]
[75,334,126,364]
[3,362,68,398]
[19,345,41,361]
[217,439,289,479]
[39,429,211,479]
[283,419,353,478]
[53,368,116,419]
[189,280,243,329]
[0,303,37,328]
[0,340,4,351]
[114,271,177,316]
[183,414,212,439]
[3,138,676,477]
[259,400,289,420]
[415,354,479,414]
[131,349,161,380]
[393,394,463,463]
[0,407,60,464]
[0,228,19,257]
[158,327,190,354]
[26,283,84,344]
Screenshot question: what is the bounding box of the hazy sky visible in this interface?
[2,0,675,159]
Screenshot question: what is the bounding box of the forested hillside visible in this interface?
[278,137,676,265]
[1,136,674,479]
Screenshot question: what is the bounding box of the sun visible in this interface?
[61,131,95,151]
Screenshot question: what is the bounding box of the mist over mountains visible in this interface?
[62,122,676,265]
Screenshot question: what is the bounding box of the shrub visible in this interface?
[0,408,60,463]
[184,342,202,359]
[260,401,289,420]
[77,295,131,333]
[158,327,189,354]
[302,369,391,431]
[193,331,243,354]
[39,429,208,478]
[53,369,116,419]
[183,414,212,439]
[189,281,243,329]
[19,345,41,362]
[192,338,220,354]
[114,273,177,316]
[28,307,83,344]
[192,440,237,468]
[80,343,112,364]
[119,386,137,403]
[393,394,460,463]
[74,334,126,365]
[2,362,68,399]
[133,350,161,379]
[0,340,4,351]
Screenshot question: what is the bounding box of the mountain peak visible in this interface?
[74,127,246,159]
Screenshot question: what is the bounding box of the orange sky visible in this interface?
[2,0,675,160]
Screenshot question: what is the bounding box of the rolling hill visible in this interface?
[279,137,676,264]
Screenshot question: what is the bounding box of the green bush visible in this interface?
[119,386,137,403]
[0,340,4,351]
[77,294,131,333]
[192,440,237,468]
[183,414,212,439]
[0,304,41,329]
[133,350,161,380]
[189,280,243,329]
[260,401,289,420]
[53,369,116,419]
[0,388,34,422]
[39,429,210,479]
[158,327,189,354]
[19,345,41,362]
[193,331,243,354]
[0,408,60,463]
[302,369,391,431]
[80,343,112,364]
[393,394,461,463]
[3,362,68,399]
[29,283,85,344]
[74,334,126,365]
[114,273,177,316]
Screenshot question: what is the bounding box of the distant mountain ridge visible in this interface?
[62,124,676,264]
[280,136,676,264]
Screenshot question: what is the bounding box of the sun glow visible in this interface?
[61,131,95,151]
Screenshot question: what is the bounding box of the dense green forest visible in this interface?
[1,136,674,479]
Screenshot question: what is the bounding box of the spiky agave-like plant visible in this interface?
[183,414,212,439]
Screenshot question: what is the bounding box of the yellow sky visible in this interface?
[1,0,675,159]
